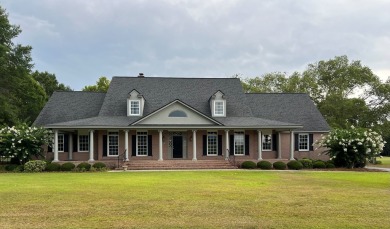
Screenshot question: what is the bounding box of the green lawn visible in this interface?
[0,171,389,228]
[369,156,390,168]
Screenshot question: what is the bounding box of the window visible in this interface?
[262,134,272,151]
[58,134,64,152]
[214,101,225,116]
[234,131,245,155]
[137,131,148,156]
[168,110,187,117]
[207,132,218,156]
[298,134,309,151]
[78,135,89,152]
[108,132,119,156]
[130,100,140,115]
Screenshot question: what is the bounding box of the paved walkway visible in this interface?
[365,166,390,172]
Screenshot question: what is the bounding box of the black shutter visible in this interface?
[48,145,53,152]
[132,135,136,156]
[148,135,152,156]
[103,135,107,157]
[203,135,207,156]
[73,134,78,152]
[64,134,69,152]
[272,134,277,151]
[218,135,222,156]
[245,135,249,155]
[229,135,234,155]
[309,134,314,151]
[295,134,299,151]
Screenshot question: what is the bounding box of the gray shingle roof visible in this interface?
[33,91,106,126]
[245,93,330,131]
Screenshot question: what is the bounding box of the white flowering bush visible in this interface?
[24,160,47,172]
[0,124,52,164]
[315,126,386,168]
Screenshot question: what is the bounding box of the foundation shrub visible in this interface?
[287,160,303,170]
[5,164,19,171]
[273,161,286,170]
[257,161,272,170]
[61,162,75,171]
[313,161,326,169]
[299,159,313,169]
[76,162,91,171]
[45,162,61,171]
[326,162,336,168]
[24,160,47,172]
[241,161,257,169]
[92,162,107,169]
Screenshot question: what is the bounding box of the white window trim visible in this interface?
[78,134,89,152]
[298,133,309,151]
[58,134,64,152]
[262,134,272,151]
[129,100,141,116]
[213,100,225,117]
[107,131,119,157]
[136,131,148,156]
[234,131,245,156]
[207,131,218,156]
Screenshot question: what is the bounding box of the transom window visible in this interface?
[130,100,140,115]
[234,131,245,155]
[214,101,225,116]
[108,132,119,156]
[262,134,272,151]
[207,131,218,156]
[58,134,64,152]
[78,135,89,152]
[299,133,309,151]
[137,131,148,156]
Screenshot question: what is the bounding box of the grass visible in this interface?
[0,171,389,228]
[369,156,390,168]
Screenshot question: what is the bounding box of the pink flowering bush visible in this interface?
[0,124,52,164]
[315,126,386,168]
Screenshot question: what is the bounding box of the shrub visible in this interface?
[46,162,61,171]
[273,161,286,170]
[257,161,272,170]
[287,160,303,170]
[313,161,326,169]
[299,159,313,169]
[76,162,91,171]
[241,161,257,169]
[326,162,336,168]
[24,160,47,172]
[375,160,382,165]
[5,164,19,171]
[61,162,75,171]
[92,162,107,169]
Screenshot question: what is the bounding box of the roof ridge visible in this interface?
[112,76,238,80]
[53,91,106,94]
[245,92,308,95]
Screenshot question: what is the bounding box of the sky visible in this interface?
[1,0,390,90]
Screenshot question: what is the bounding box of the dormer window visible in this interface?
[130,100,140,115]
[214,101,225,116]
[127,89,144,116]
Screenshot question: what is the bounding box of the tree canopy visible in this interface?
[82,76,110,92]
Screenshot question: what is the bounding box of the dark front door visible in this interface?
[172,136,183,158]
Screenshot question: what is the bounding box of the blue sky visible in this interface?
[2,0,390,90]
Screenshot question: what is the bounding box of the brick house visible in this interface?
[34,75,330,167]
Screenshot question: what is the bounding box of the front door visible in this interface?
[172,135,183,158]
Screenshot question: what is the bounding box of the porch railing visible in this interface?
[117,149,127,169]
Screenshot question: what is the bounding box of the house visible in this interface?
[33,75,330,166]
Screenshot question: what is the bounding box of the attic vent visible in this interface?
[138,73,144,77]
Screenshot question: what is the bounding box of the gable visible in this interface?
[135,101,218,125]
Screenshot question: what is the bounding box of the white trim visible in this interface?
[298,133,310,151]
[136,131,148,156]
[213,100,225,117]
[206,131,218,156]
[107,131,119,157]
[128,100,141,116]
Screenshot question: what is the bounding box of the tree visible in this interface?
[82,76,110,92]
[32,70,72,97]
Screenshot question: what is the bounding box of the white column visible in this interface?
[68,133,73,160]
[125,130,129,161]
[192,130,197,161]
[225,130,229,160]
[277,132,282,159]
[53,129,59,162]
[88,130,94,162]
[257,130,262,160]
[290,131,294,160]
[158,130,163,161]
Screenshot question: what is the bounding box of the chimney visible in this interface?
[138,73,144,78]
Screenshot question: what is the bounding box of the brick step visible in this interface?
[118,160,237,170]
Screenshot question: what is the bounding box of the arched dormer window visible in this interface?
[127,89,145,116]
[168,110,187,117]
[210,91,226,117]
